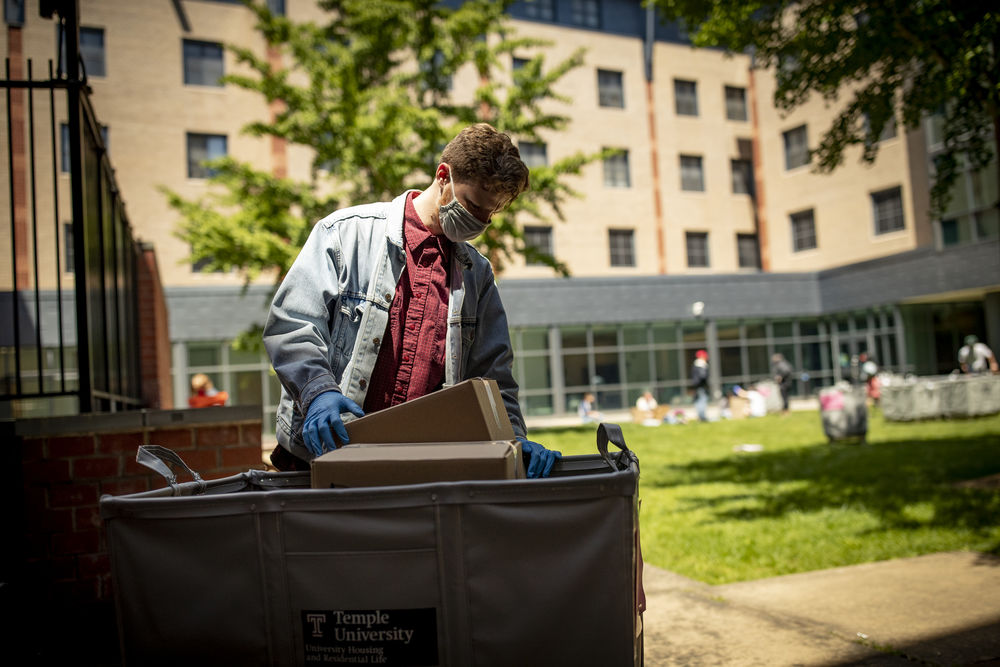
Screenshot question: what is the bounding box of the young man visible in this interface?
[263,123,560,477]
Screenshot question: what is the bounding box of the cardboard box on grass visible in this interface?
[310,378,524,488]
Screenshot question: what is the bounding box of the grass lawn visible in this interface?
[534,409,1000,585]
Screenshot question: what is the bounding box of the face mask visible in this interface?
[439,171,491,242]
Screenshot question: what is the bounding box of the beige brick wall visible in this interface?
[3,0,934,289]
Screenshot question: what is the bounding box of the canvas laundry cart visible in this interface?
[819,384,868,443]
[100,424,643,667]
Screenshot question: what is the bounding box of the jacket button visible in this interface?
[373,337,380,346]
[384,292,393,302]
[359,379,367,389]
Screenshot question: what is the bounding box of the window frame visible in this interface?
[186,132,228,179]
[524,225,554,265]
[790,209,818,252]
[685,231,709,268]
[731,158,753,194]
[674,79,698,116]
[183,39,225,87]
[725,85,748,121]
[597,68,624,108]
[872,186,905,235]
[737,233,760,269]
[79,26,106,78]
[608,228,635,267]
[518,140,548,169]
[570,0,600,28]
[680,154,705,192]
[603,149,631,188]
[783,125,810,170]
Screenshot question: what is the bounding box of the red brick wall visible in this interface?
[17,410,263,608]
[137,243,174,409]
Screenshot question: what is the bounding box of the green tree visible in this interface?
[647,0,999,216]
[165,0,610,304]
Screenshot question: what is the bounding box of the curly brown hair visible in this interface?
[440,123,530,210]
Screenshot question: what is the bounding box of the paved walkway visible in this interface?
[641,551,1000,666]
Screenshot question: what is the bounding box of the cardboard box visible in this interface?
[311,440,523,488]
[344,377,515,445]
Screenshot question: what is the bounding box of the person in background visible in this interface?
[635,389,659,420]
[958,335,999,374]
[578,392,604,423]
[188,373,228,408]
[771,352,794,414]
[691,349,710,422]
[263,123,561,478]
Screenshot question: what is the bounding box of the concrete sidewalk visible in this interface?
[641,551,1000,666]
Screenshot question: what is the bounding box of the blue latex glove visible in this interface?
[302,391,365,457]
[517,436,562,479]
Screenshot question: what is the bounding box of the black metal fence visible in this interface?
[1,53,141,416]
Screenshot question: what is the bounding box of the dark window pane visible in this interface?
[725,85,747,121]
[183,39,224,86]
[561,326,588,349]
[680,155,704,191]
[80,27,105,77]
[719,346,742,376]
[603,150,630,187]
[597,68,624,108]
[783,125,809,169]
[686,231,709,267]
[791,209,817,251]
[609,229,635,266]
[674,79,698,116]
[872,186,904,234]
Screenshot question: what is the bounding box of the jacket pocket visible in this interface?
[331,296,366,361]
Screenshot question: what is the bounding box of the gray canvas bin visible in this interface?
[100,425,642,667]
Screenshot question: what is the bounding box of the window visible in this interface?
[64,222,74,273]
[186,133,227,178]
[725,85,748,121]
[522,0,555,21]
[680,155,704,192]
[6,0,25,26]
[737,233,759,268]
[603,149,630,187]
[791,209,817,251]
[863,112,896,142]
[731,158,753,194]
[519,141,548,168]
[597,69,623,108]
[686,232,709,267]
[524,226,553,265]
[60,123,70,173]
[80,27,105,77]
[783,125,809,170]
[872,186,904,234]
[570,0,600,28]
[609,229,635,267]
[183,39,224,86]
[512,56,529,72]
[266,0,285,14]
[674,79,698,116]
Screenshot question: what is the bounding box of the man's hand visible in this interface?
[517,436,562,478]
[302,391,365,457]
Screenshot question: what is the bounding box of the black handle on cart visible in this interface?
[597,423,638,473]
[136,445,206,495]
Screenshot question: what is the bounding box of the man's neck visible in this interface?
[412,187,439,233]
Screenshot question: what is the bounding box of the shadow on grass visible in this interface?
[652,432,1000,555]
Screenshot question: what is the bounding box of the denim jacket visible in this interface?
[264,191,526,461]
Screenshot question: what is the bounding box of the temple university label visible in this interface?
[301,608,438,665]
